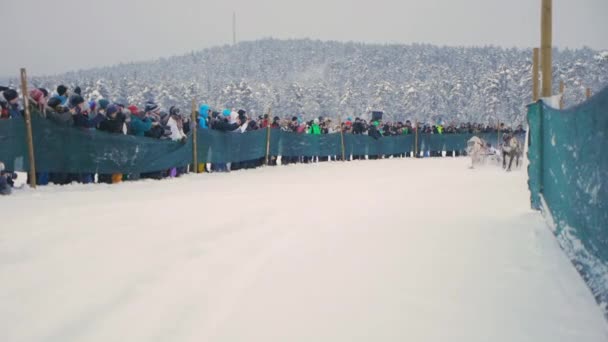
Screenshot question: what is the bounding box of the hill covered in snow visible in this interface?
[25,39,608,125]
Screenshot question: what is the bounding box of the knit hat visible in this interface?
[69,95,85,108]
[106,104,119,117]
[313,118,319,124]
[88,100,97,111]
[57,85,67,96]
[47,97,62,109]
[127,105,139,115]
[169,106,180,116]
[98,99,110,110]
[222,109,231,116]
[145,101,159,113]
[3,89,18,102]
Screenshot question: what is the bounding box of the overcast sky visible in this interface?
[3,0,607,77]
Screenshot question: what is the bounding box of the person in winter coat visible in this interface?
[98,105,127,184]
[167,107,187,142]
[368,121,382,140]
[198,104,210,129]
[98,104,125,134]
[29,88,48,113]
[69,95,104,184]
[71,95,105,129]
[98,99,110,113]
[51,85,69,106]
[309,118,321,135]
[46,97,73,126]
[2,89,21,118]
[213,111,240,132]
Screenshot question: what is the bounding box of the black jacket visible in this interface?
[98,115,125,134]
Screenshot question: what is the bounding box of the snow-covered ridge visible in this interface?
[18,39,608,125]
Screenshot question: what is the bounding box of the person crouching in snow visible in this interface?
[0,162,16,195]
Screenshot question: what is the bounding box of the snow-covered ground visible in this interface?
[1,158,607,342]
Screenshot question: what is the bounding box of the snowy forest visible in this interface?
[20,39,608,125]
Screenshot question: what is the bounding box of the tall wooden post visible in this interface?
[586,88,592,99]
[414,120,419,158]
[540,0,553,98]
[191,98,198,173]
[532,48,540,102]
[20,68,36,189]
[559,80,565,109]
[265,108,272,165]
[338,117,346,161]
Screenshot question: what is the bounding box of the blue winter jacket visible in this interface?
[8,103,21,118]
[130,115,153,136]
[199,104,209,129]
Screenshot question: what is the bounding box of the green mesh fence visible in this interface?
[527,86,608,313]
[0,109,517,174]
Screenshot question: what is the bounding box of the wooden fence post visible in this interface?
[540,0,553,98]
[414,120,419,158]
[559,80,565,109]
[265,108,272,165]
[191,98,198,173]
[338,117,346,161]
[20,68,36,189]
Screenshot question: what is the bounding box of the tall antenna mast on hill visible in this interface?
[233,11,237,45]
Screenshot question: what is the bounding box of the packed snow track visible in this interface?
[1,158,607,342]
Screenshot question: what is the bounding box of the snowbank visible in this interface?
[1,159,606,342]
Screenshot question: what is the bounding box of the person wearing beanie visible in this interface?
[198,104,210,129]
[2,89,18,104]
[97,104,127,184]
[46,96,73,127]
[46,97,62,110]
[3,89,21,118]
[130,104,156,137]
[127,105,139,115]
[28,88,48,113]
[70,98,104,184]
[72,95,104,129]
[144,101,160,115]
[167,106,187,142]
[98,99,110,111]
